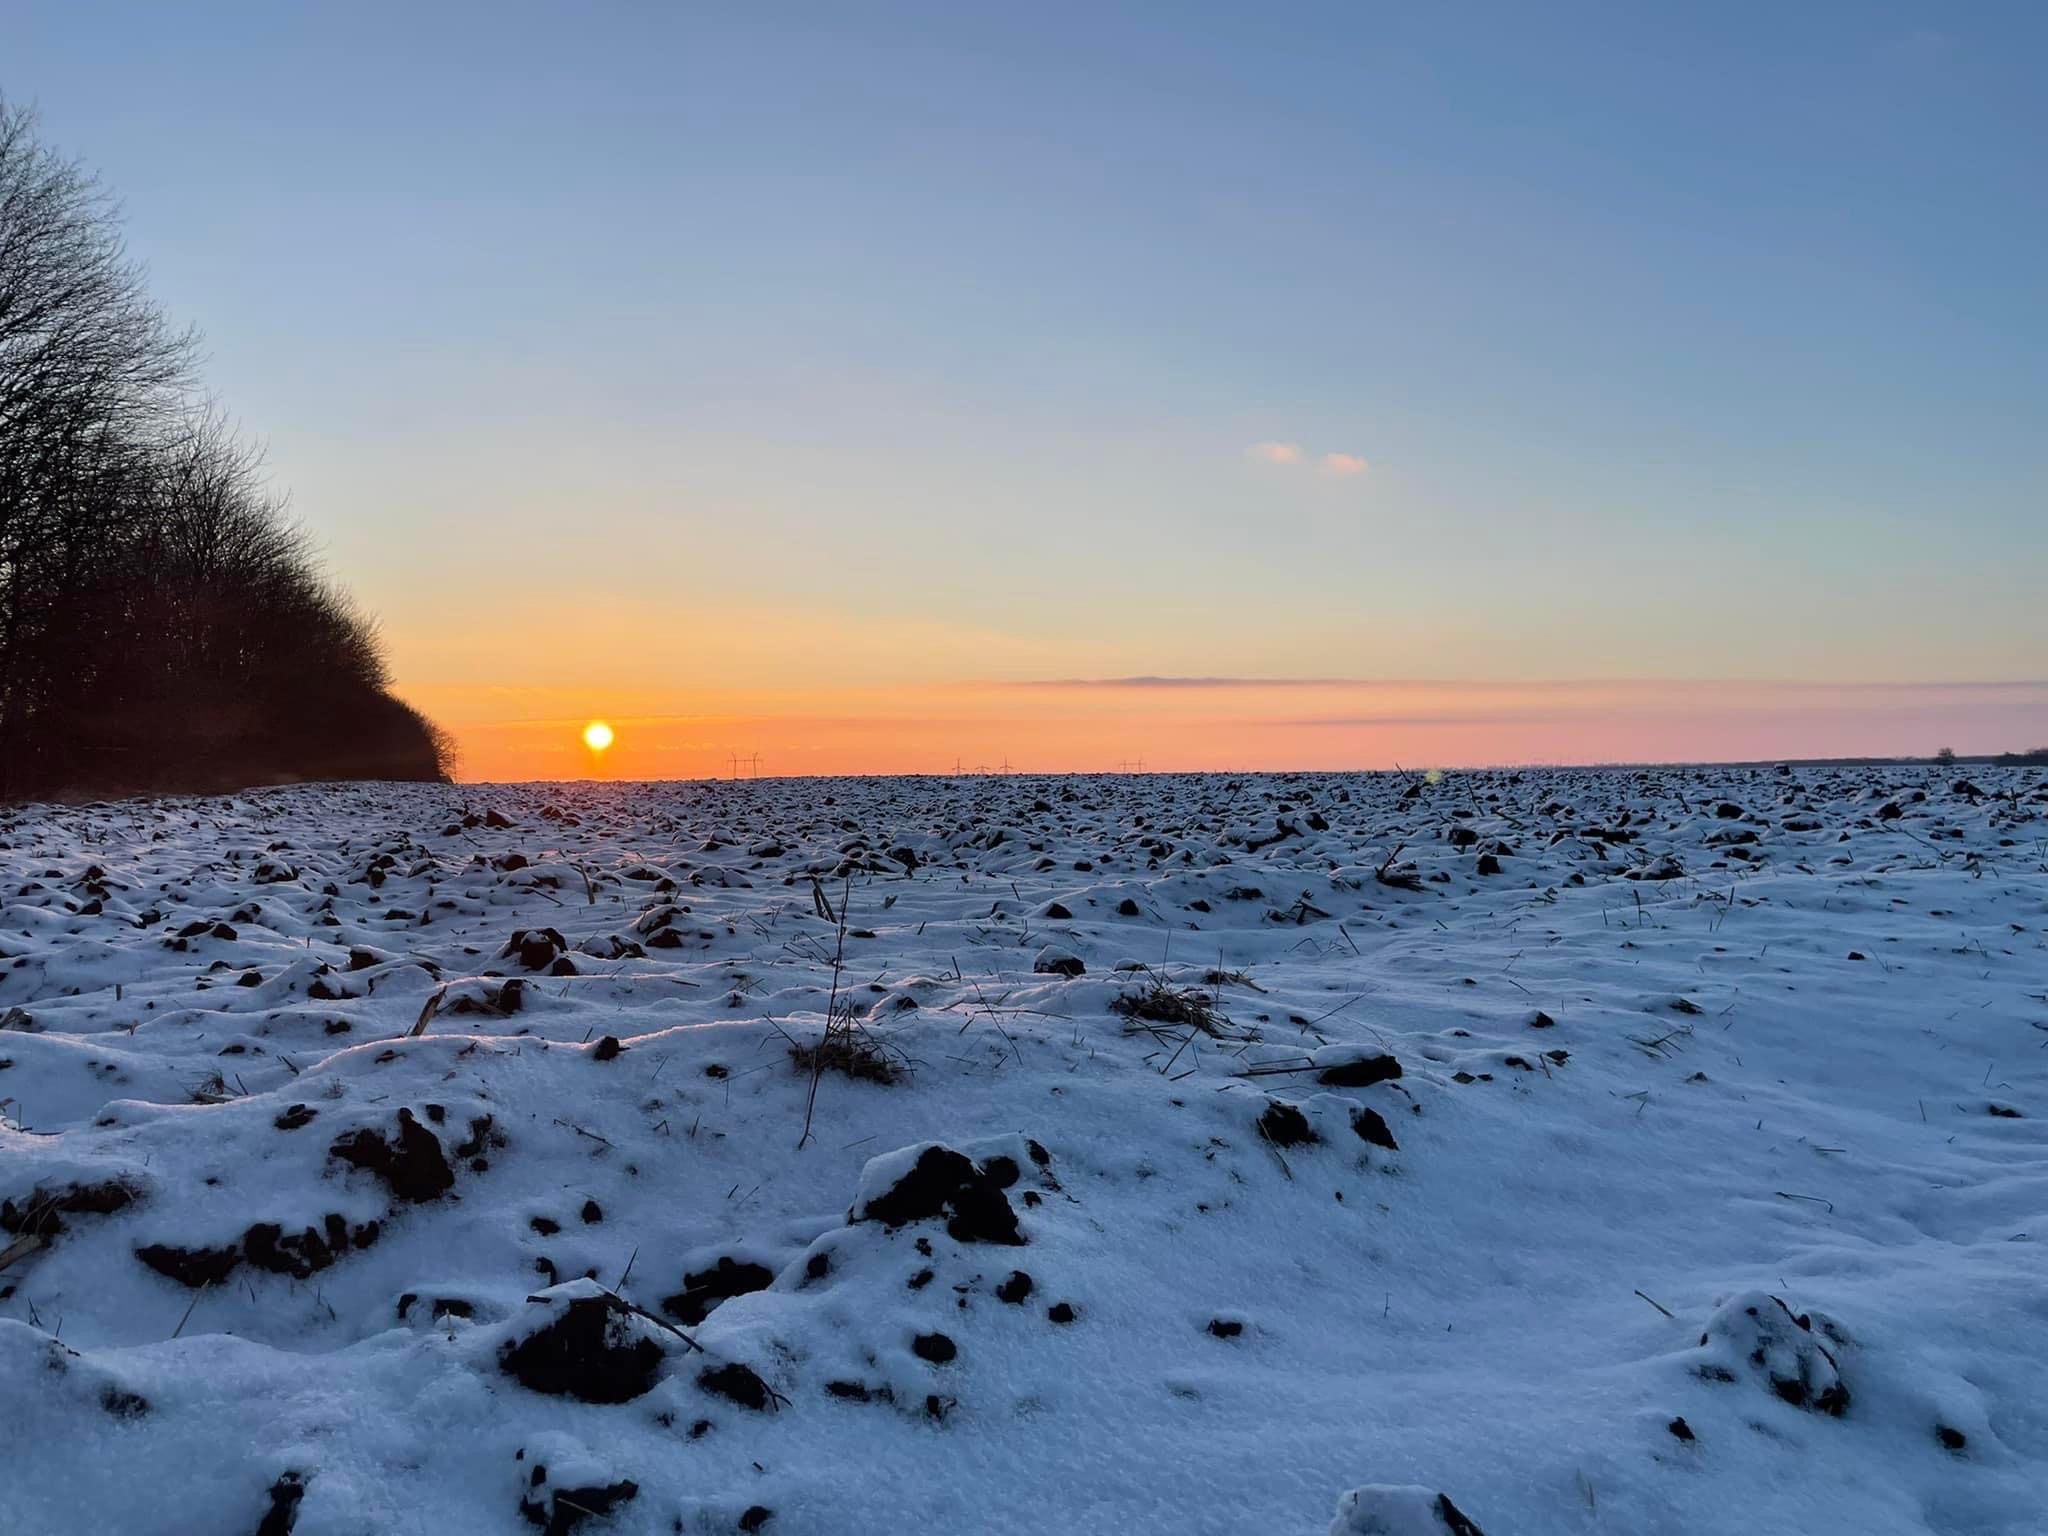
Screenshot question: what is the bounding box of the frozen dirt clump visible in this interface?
[1350,1106,1399,1150]
[1314,1046,1403,1088]
[1256,1099,1318,1147]
[1330,1484,1487,1535]
[849,1142,1033,1245]
[502,927,569,971]
[1623,853,1686,881]
[499,1282,670,1403]
[662,1255,775,1326]
[241,1214,381,1279]
[699,1360,778,1411]
[515,1433,638,1536]
[1,1178,141,1251]
[1032,946,1085,978]
[135,1238,242,1288]
[1695,1290,1850,1415]
[328,1108,454,1202]
[255,1471,306,1536]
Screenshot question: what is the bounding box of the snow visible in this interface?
[0,765,2044,1535]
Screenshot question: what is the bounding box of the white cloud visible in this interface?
[1320,452,1367,476]
[1246,441,1303,465]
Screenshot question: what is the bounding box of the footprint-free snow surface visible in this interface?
[2,768,2044,1536]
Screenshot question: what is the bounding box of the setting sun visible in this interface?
[581,720,614,752]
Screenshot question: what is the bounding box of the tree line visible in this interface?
[0,97,451,800]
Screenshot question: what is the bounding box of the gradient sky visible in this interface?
[10,2,2046,777]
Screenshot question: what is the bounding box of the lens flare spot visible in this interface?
[582,720,614,752]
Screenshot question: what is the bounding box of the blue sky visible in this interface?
[8,2,2046,771]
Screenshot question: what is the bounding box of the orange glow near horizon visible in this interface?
[374,598,2047,783]
[393,678,2048,783]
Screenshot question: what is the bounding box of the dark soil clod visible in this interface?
[499,1293,666,1403]
[241,1216,374,1280]
[99,1385,150,1418]
[136,1240,241,1288]
[662,1256,775,1326]
[698,1361,775,1412]
[1350,1107,1399,1150]
[1316,1054,1402,1088]
[2,1179,141,1242]
[329,1108,454,1203]
[519,1477,639,1536]
[825,1379,891,1404]
[856,1146,1026,1245]
[912,1331,957,1364]
[1434,1493,1487,1536]
[254,1473,306,1536]
[1256,1100,1317,1147]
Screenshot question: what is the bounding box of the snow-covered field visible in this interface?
[2,767,2044,1536]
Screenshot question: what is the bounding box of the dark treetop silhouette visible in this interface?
[0,97,450,800]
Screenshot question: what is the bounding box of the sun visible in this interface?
[582,720,614,752]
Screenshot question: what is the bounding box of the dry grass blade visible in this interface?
[789,1028,901,1085]
[797,874,854,1149]
[1373,841,1424,892]
[1110,973,1228,1038]
[410,984,446,1037]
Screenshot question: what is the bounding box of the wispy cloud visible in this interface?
[1246,441,1303,465]
[987,675,1354,690]
[1245,442,1367,475]
[1267,712,1555,728]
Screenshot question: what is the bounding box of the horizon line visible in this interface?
[434,748,2043,789]
[970,675,2048,692]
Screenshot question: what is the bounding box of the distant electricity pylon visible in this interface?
[728,751,763,780]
